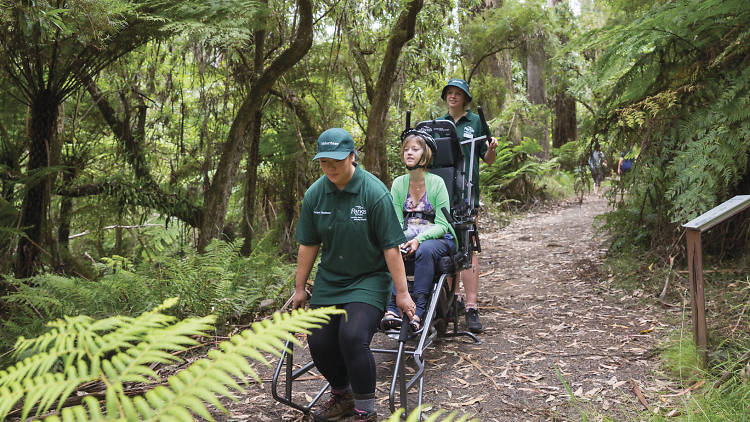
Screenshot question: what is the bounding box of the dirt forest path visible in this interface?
[224,194,671,421]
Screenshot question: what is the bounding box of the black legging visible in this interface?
[308,302,382,399]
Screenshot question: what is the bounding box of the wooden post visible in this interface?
[685,229,707,363]
[682,195,750,366]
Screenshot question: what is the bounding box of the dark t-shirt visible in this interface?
[438,110,488,206]
[295,165,406,310]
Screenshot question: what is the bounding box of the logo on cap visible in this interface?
[313,128,355,161]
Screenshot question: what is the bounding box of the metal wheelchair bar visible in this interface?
[270,339,329,414]
[386,272,449,419]
[412,274,447,357]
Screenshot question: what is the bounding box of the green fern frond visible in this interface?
[0,299,342,421]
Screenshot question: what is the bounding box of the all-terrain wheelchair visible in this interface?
[271,109,491,420]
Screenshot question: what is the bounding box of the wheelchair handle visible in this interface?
[398,316,411,342]
[440,207,456,225]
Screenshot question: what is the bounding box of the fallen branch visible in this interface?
[68,224,163,239]
[660,379,705,397]
[457,351,501,391]
[658,256,674,305]
[630,379,650,410]
[676,268,746,274]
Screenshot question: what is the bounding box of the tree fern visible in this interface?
[574,0,750,252]
[0,298,343,421]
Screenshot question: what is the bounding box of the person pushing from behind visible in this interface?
[438,78,498,333]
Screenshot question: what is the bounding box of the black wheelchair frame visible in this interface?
[271,109,491,420]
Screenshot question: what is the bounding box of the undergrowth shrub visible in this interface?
[480,137,560,207]
[551,140,581,171]
[660,335,702,383]
[577,0,750,255]
[0,239,295,365]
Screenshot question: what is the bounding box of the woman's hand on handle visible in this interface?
[396,292,416,320]
[292,288,308,310]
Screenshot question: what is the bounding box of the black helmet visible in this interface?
[400,128,437,157]
[400,128,437,170]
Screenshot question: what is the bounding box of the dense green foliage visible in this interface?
[1,0,749,418]
[0,240,295,360]
[480,137,561,206]
[578,0,750,253]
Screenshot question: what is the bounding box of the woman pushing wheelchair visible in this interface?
[380,128,457,333]
[292,128,415,422]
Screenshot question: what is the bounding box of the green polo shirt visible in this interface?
[439,110,488,206]
[295,165,406,310]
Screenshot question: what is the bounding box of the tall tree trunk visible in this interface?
[526,35,549,159]
[552,90,577,148]
[15,89,60,278]
[550,0,576,148]
[273,86,317,252]
[197,0,313,252]
[363,0,424,185]
[240,110,262,255]
[498,50,521,143]
[57,171,75,251]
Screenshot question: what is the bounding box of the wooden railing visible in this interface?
[682,195,750,363]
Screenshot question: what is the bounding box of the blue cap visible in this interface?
[441,78,472,102]
[313,128,355,160]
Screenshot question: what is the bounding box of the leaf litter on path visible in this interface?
[210,195,680,421]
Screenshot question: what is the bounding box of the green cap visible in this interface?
[441,78,472,102]
[313,128,355,160]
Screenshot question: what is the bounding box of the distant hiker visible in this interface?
[438,78,498,333]
[617,150,634,176]
[588,142,605,195]
[292,128,415,422]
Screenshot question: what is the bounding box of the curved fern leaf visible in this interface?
[0,300,343,422]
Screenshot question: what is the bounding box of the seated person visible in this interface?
[381,129,458,332]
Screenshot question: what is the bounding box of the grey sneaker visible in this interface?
[312,391,355,421]
[465,308,483,333]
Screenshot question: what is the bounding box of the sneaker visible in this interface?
[341,409,378,421]
[312,391,355,421]
[465,308,483,333]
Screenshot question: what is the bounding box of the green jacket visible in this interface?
[390,172,458,247]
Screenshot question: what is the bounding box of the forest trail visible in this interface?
[224,194,671,421]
